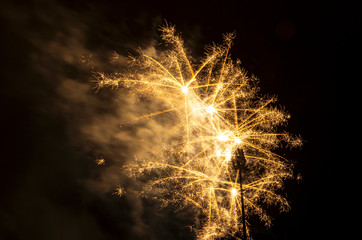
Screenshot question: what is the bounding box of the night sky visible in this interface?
[0,0,356,239]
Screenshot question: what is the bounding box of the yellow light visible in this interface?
[225,151,232,161]
[206,105,216,114]
[216,150,222,157]
[181,86,188,94]
[231,188,237,197]
[217,133,229,141]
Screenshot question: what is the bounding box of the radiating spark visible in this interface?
[95,24,301,240]
[114,187,125,197]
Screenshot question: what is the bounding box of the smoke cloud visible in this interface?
[0,1,197,239]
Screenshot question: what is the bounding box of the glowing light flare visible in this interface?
[216,131,234,142]
[231,188,238,197]
[225,150,232,162]
[181,86,188,94]
[216,149,222,157]
[217,134,228,142]
[205,105,217,114]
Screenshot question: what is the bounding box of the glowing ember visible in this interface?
[95,157,105,165]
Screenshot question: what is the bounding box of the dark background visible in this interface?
[0,0,356,239]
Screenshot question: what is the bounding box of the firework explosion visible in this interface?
[95,25,301,239]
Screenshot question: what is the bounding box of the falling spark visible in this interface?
[114,187,125,197]
[95,157,105,165]
[94,25,301,239]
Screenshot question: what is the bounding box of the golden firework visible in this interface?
[95,25,301,239]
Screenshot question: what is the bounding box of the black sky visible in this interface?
[0,0,355,239]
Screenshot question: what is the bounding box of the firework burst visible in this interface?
[95,25,301,239]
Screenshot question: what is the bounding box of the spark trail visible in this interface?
[95,25,301,239]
